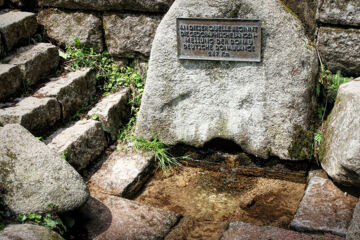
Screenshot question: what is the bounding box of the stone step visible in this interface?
[34,68,96,120]
[290,176,358,237]
[0,11,37,52]
[89,149,154,198]
[80,189,180,240]
[221,222,345,240]
[0,96,61,135]
[87,87,130,140]
[46,119,107,171]
[5,43,59,86]
[0,64,23,102]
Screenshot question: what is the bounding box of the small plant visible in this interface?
[61,152,67,160]
[314,131,322,145]
[90,114,99,120]
[317,65,353,120]
[134,136,181,175]
[71,101,89,121]
[17,204,71,235]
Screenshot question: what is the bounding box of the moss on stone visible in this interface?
[288,125,314,160]
[279,0,302,22]
[318,105,335,164]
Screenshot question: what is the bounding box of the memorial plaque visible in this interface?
[177,18,262,62]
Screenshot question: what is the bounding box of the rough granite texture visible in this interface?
[317,27,360,77]
[87,88,130,140]
[0,11,37,51]
[103,14,161,58]
[35,68,96,120]
[347,200,360,240]
[320,79,360,186]
[7,43,59,86]
[317,0,360,27]
[38,0,174,12]
[81,190,180,240]
[0,97,61,135]
[89,149,154,198]
[0,64,22,102]
[0,124,89,214]
[290,176,358,237]
[135,0,318,160]
[47,119,107,170]
[0,224,64,240]
[37,9,104,52]
[221,221,345,240]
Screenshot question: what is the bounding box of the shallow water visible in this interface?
[135,166,306,240]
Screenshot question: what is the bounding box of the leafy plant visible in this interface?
[17,204,70,235]
[134,136,181,176]
[62,38,144,136]
[61,152,67,160]
[90,114,99,120]
[314,131,322,145]
[317,65,353,120]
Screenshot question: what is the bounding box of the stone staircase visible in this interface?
[0,8,180,239]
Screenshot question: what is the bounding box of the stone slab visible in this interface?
[87,87,130,140]
[37,9,104,52]
[317,0,360,27]
[0,124,89,214]
[103,13,161,58]
[47,119,107,170]
[0,64,22,102]
[221,221,345,240]
[317,27,360,77]
[35,68,96,120]
[38,0,174,13]
[320,79,360,186]
[290,176,358,237]
[7,43,59,86]
[0,224,64,240]
[0,97,61,135]
[347,200,360,240]
[81,190,180,240]
[89,149,154,198]
[135,0,318,161]
[0,11,37,51]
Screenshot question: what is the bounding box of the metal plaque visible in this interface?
[177,18,262,62]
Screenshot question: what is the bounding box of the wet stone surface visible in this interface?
[221,222,345,240]
[290,176,358,237]
[136,166,306,239]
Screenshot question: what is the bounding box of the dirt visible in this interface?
[135,166,306,240]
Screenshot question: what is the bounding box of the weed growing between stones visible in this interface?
[60,38,181,175]
[0,186,72,236]
[134,136,182,176]
[17,205,72,236]
[314,65,354,162]
[316,64,353,121]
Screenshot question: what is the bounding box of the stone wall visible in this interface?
[282,0,360,77]
[4,0,173,61]
[3,0,358,77]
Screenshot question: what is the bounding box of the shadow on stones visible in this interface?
[76,197,112,239]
